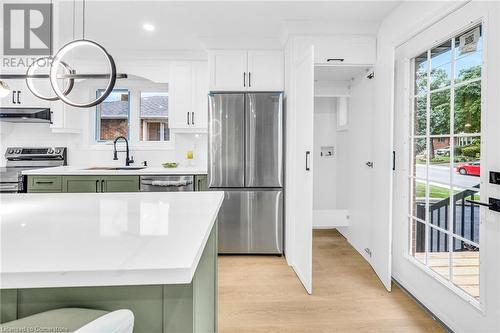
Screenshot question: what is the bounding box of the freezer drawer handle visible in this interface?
[305,151,310,171]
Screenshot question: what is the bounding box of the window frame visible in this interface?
[406,21,484,307]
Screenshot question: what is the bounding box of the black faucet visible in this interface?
[113,136,134,166]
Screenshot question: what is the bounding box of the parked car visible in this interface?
[435,147,450,156]
[455,161,480,176]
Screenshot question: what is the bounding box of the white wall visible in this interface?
[313,97,337,211]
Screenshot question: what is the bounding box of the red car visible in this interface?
[456,162,480,176]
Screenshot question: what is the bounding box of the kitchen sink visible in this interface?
[85,167,146,171]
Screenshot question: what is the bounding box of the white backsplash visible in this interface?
[0,122,207,169]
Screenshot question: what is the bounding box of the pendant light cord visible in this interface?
[72,0,75,41]
[49,0,53,55]
[82,0,86,40]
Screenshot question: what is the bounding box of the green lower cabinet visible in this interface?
[62,176,101,193]
[27,176,62,193]
[0,224,218,333]
[195,175,208,191]
[60,176,139,193]
[100,176,139,192]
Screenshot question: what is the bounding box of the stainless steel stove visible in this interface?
[0,147,67,193]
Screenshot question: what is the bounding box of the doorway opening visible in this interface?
[312,64,377,272]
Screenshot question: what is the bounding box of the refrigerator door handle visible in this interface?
[243,72,246,87]
[305,151,311,171]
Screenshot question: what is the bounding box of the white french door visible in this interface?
[393,2,500,328]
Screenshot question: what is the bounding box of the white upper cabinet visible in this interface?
[0,79,49,108]
[295,36,376,65]
[247,51,284,91]
[169,61,208,130]
[209,50,284,91]
[209,50,248,91]
[191,61,208,129]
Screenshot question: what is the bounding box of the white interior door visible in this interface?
[291,45,314,294]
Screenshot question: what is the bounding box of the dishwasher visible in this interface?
[140,175,194,192]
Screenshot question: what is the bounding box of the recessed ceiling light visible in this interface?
[143,23,155,32]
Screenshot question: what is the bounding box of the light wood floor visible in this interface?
[218,229,446,333]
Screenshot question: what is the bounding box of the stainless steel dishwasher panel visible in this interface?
[140,175,194,192]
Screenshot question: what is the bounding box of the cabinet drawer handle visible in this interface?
[17,90,21,104]
[187,112,190,125]
[327,58,345,62]
[35,181,54,184]
[96,180,99,192]
[305,151,311,171]
[101,179,105,192]
[243,72,246,87]
[191,112,194,125]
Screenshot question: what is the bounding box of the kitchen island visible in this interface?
[0,191,224,332]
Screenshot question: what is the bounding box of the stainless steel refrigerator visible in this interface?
[208,92,283,254]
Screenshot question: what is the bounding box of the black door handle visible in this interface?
[191,112,194,125]
[95,179,99,192]
[305,151,310,171]
[187,112,190,125]
[466,198,500,213]
[243,72,246,87]
[16,90,21,104]
[101,179,105,192]
[12,91,16,104]
[248,72,251,87]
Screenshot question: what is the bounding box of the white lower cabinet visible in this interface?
[169,61,208,131]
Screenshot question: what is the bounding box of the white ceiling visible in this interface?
[57,1,401,56]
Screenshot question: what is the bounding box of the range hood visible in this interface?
[0,108,51,123]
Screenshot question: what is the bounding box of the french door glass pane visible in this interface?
[453,186,480,244]
[454,81,481,134]
[412,179,426,221]
[452,238,480,299]
[452,136,481,187]
[412,138,427,178]
[428,182,450,229]
[415,52,429,95]
[428,136,450,184]
[414,96,427,136]
[430,40,452,90]
[430,90,451,135]
[428,226,450,279]
[411,219,427,265]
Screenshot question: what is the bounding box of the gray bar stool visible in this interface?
[0,308,134,333]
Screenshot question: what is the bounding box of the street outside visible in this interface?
[416,164,480,189]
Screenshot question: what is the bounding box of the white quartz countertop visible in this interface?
[22,165,207,176]
[0,191,224,289]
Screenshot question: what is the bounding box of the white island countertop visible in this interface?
[22,165,207,176]
[0,191,223,289]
